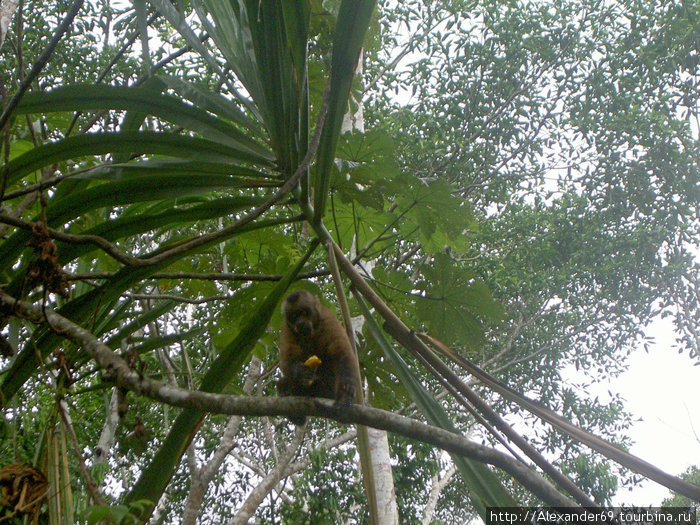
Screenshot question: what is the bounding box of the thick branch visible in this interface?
[0,291,577,509]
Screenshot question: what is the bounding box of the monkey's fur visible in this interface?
[278,290,359,425]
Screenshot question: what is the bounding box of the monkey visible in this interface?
[278,290,360,425]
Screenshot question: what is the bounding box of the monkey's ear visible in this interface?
[277,281,324,313]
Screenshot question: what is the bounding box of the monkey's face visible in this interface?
[282,291,321,340]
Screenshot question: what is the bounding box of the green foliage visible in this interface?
[561,455,619,506]
[0,0,698,521]
[662,466,700,523]
[277,445,367,524]
[84,500,153,525]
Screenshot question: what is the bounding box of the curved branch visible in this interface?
[0,291,576,509]
[0,212,303,269]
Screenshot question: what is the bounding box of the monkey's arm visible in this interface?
[328,341,358,405]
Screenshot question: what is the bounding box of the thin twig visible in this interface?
[0,0,85,131]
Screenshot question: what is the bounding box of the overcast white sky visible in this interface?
[603,316,700,505]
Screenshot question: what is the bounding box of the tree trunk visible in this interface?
[342,50,399,524]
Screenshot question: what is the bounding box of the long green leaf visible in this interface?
[0,181,266,273]
[200,0,310,168]
[57,196,266,264]
[148,0,261,119]
[71,311,199,374]
[279,2,310,185]
[4,131,273,187]
[356,296,516,518]
[104,301,177,348]
[157,75,265,137]
[313,0,377,222]
[280,2,310,82]
[130,328,205,356]
[16,85,272,159]
[83,158,276,182]
[244,0,297,165]
[197,0,264,113]
[124,240,320,521]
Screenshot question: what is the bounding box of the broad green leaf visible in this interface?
[396,177,477,254]
[416,253,503,347]
[324,198,394,253]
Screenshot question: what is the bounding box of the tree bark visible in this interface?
[0,0,18,50]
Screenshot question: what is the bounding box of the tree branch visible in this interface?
[0,291,579,509]
[0,212,302,269]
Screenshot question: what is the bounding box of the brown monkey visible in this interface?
[278,290,359,425]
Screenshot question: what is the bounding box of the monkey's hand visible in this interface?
[334,377,355,407]
[302,355,322,385]
[284,360,318,391]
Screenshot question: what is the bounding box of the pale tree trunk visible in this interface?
[226,425,306,525]
[342,51,399,525]
[94,388,121,464]
[421,463,456,525]
[367,427,399,524]
[95,330,138,465]
[0,0,18,50]
[181,357,262,525]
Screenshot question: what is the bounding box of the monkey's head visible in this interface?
[282,290,321,339]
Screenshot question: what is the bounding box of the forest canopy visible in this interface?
[0,0,698,523]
